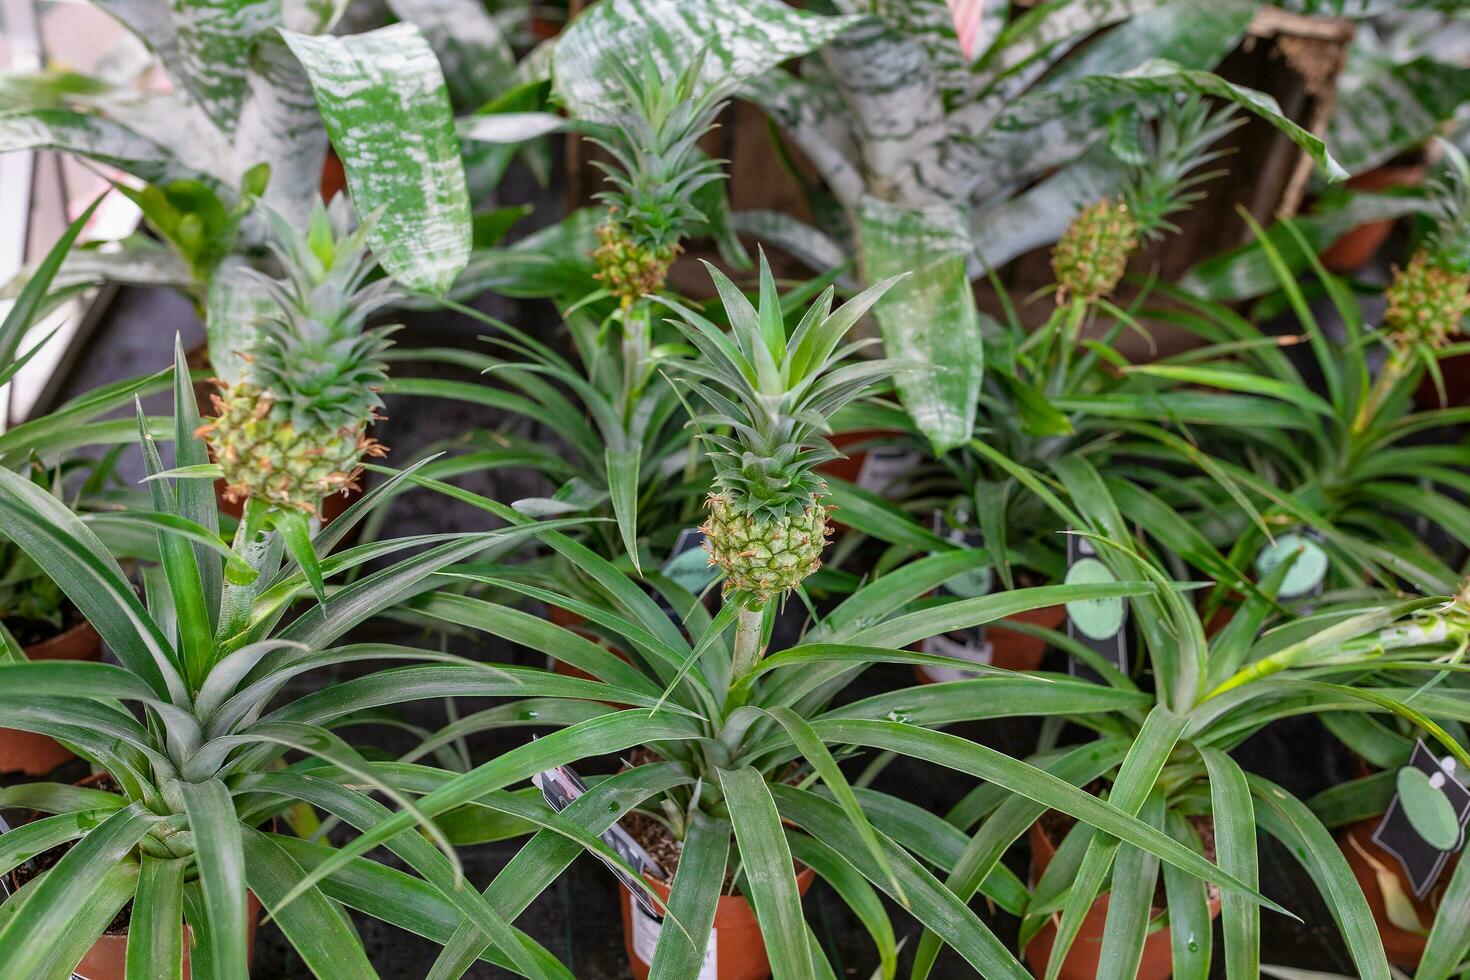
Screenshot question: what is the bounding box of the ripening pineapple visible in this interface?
[1385,144,1470,348]
[587,54,727,306]
[662,253,903,605]
[199,203,396,515]
[1052,198,1139,303]
[1054,97,1242,302]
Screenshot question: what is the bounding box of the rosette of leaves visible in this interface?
[1053,97,1242,304]
[585,53,728,308]
[252,467,1321,980]
[1302,591,1470,977]
[1116,197,1470,608]
[548,0,1349,452]
[0,350,597,979]
[896,452,1470,980]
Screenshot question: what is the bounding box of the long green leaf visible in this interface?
[126,856,187,980]
[0,194,102,373]
[1046,706,1187,980]
[1203,748,1259,980]
[813,718,1284,912]
[0,804,161,977]
[648,812,731,980]
[1097,792,1167,980]
[1248,775,1389,980]
[772,784,1029,979]
[0,466,181,700]
[241,828,380,979]
[857,196,981,453]
[170,778,248,980]
[551,0,860,122]
[719,767,813,980]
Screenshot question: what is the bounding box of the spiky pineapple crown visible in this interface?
[201,201,397,514]
[1053,97,1241,302]
[661,253,904,520]
[1386,141,1470,347]
[588,53,728,301]
[248,201,399,434]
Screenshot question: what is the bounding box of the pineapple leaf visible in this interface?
[272,509,326,604]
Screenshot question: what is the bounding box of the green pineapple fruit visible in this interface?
[1054,97,1241,303]
[200,203,396,515]
[1385,249,1470,348]
[663,252,903,606]
[587,54,727,307]
[1385,144,1470,348]
[1052,198,1139,303]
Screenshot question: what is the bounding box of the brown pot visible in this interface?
[6,775,262,978]
[1319,164,1428,273]
[1340,818,1455,969]
[620,867,816,980]
[914,603,1065,682]
[320,149,347,202]
[1024,818,1220,980]
[546,604,621,682]
[0,621,102,775]
[61,893,262,980]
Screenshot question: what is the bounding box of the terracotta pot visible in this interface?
[1024,818,1220,980]
[62,893,262,980]
[914,604,1065,682]
[5,777,262,978]
[1340,818,1455,969]
[546,604,618,682]
[320,149,347,202]
[620,867,816,980]
[0,621,102,775]
[1319,164,1427,273]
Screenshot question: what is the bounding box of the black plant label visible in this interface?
[1373,740,1470,898]
[1065,534,1129,679]
[532,763,666,916]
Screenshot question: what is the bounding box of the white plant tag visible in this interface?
[631,901,718,977]
[532,763,664,916]
[919,630,994,682]
[856,446,921,495]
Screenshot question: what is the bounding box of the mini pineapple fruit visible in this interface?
[199,202,396,515]
[1051,198,1139,303]
[661,252,904,606]
[1385,250,1470,348]
[1054,97,1242,303]
[1385,143,1470,349]
[587,53,727,306]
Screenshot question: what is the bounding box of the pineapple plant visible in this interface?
[1053,97,1242,303]
[1355,140,1470,433]
[199,203,396,518]
[661,253,902,623]
[1384,143,1470,350]
[587,53,728,308]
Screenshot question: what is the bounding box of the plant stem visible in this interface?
[730,604,766,685]
[1351,344,1411,436]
